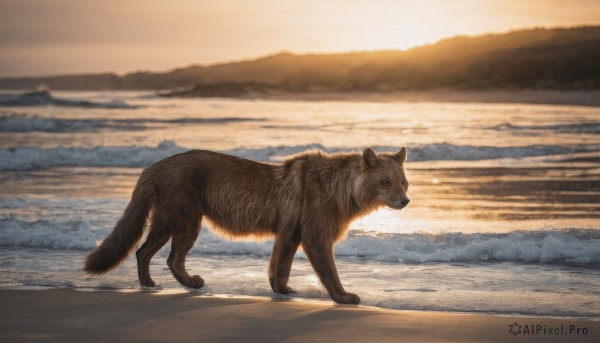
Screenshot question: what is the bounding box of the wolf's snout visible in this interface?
[390,198,410,210]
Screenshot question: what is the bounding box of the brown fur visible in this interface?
[84,147,410,304]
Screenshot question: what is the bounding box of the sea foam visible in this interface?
[0,217,104,250]
[1,216,598,265]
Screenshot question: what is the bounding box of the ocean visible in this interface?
[0,90,599,319]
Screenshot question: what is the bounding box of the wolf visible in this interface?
[84,147,410,304]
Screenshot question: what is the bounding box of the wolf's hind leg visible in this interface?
[136,217,171,287]
[268,235,300,294]
[167,215,204,289]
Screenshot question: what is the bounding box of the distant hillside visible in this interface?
[1,26,600,93]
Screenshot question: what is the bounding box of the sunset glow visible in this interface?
[1,0,599,76]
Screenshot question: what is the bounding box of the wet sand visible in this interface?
[0,289,598,342]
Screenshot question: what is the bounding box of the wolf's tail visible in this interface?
[84,170,156,275]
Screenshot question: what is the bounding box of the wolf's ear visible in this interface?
[391,147,407,165]
[361,147,379,170]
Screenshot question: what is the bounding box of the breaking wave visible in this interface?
[336,230,600,265]
[0,140,186,171]
[1,217,598,265]
[0,141,584,171]
[0,217,104,250]
[0,90,140,109]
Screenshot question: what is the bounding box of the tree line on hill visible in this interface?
[1,26,599,95]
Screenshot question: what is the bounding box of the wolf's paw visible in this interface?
[269,277,296,294]
[182,275,205,289]
[332,292,361,305]
[140,278,156,288]
[274,285,297,294]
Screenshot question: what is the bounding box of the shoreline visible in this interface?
[6,286,600,321]
[0,288,598,342]
[165,89,600,107]
[3,89,599,107]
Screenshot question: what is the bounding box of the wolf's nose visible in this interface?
[401,199,410,206]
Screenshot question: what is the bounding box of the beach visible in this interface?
[1,289,598,342]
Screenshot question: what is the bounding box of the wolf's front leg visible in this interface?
[268,236,300,294]
[301,234,361,305]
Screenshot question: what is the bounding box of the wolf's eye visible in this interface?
[380,180,390,186]
[400,180,406,186]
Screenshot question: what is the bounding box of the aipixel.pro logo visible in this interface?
[509,322,589,336]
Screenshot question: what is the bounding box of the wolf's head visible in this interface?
[354,147,410,210]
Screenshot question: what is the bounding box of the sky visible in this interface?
[1,0,600,77]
